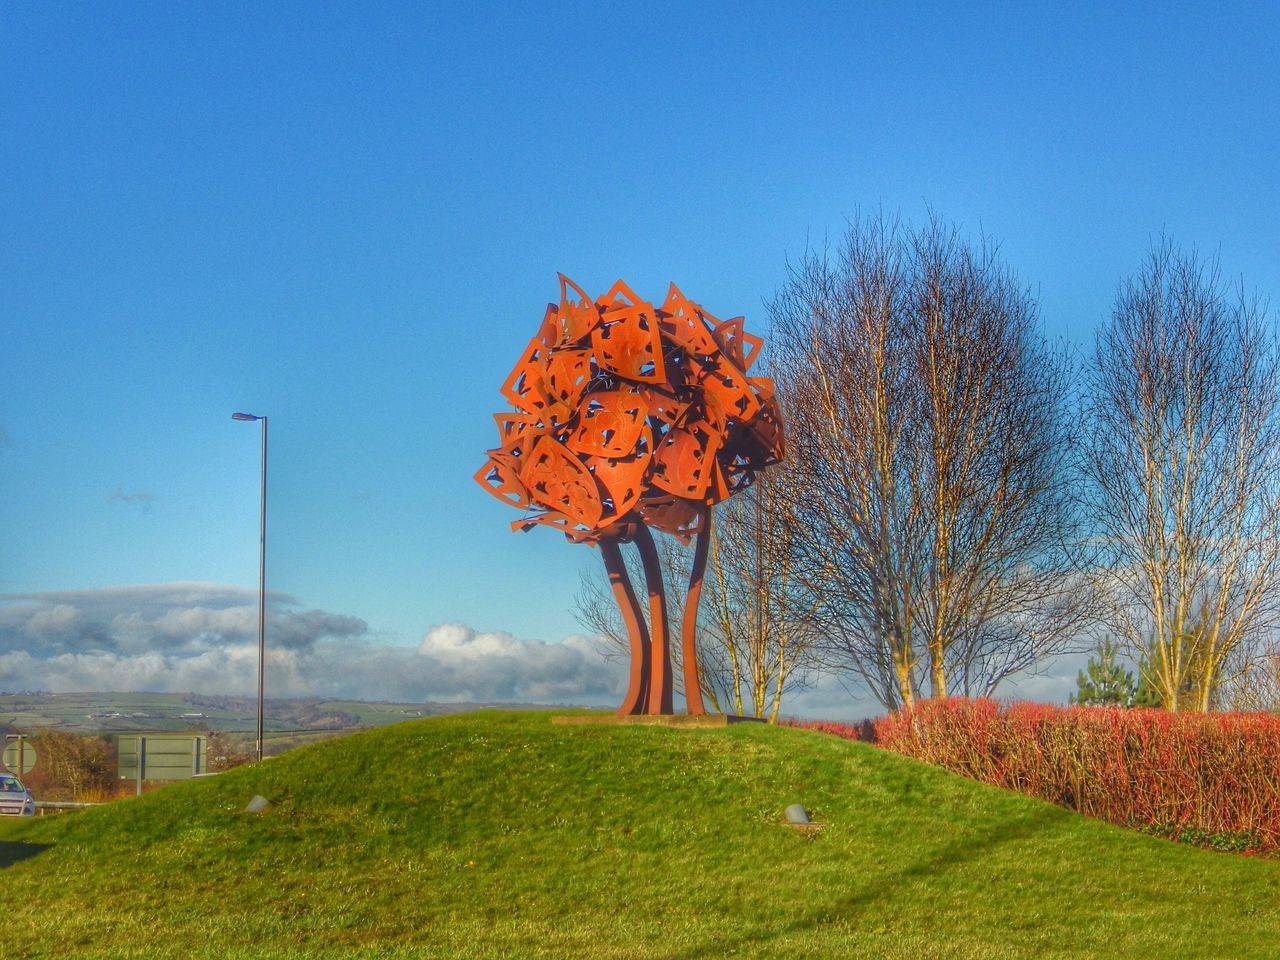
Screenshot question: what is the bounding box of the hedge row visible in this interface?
[786,698,1280,853]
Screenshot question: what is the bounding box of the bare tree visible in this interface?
[1083,240,1280,711]
[698,462,818,721]
[770,212,1084,709]
[769,216,921,708]
[30,731,114,802]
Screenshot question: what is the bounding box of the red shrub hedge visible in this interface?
[790,699,1280,853]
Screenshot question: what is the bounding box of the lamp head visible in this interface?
[232,412,262,422]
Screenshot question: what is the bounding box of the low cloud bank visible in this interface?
[0,583,1077,714]
[0,583,625,704]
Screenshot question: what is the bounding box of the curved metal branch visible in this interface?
[600,536,650,716]
[632,523,674,714]
[682,508,712,715]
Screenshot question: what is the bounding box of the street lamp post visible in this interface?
[232,411,268,762]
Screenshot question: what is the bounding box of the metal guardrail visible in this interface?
[35,801,98,812]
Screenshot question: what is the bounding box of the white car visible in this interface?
[0,773,36,817]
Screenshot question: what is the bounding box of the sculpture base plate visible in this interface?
[550,714,766,727]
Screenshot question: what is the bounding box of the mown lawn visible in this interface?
[1,710,1276,959]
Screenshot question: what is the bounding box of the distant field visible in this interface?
[1,710,1278,959]
[0,691,555,736]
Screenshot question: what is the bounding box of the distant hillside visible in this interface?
[0,691,559,736]
[1,710,1278,958]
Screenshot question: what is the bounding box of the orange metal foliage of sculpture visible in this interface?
[476,275,785,715]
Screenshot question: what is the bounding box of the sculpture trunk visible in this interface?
[600,515,712,717]
[681,510,711,715]
[633,524,674,714]
[601,537,651,716]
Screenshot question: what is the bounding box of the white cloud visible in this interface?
[25,603,84,639]
[415,624,623,702]
[1000,648,1092,704]
[784,670,885,723]
[0,583,625,705]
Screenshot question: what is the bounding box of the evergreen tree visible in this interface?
[1071,638,1138,706]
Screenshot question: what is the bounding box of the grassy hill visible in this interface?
[1,710,1277,959]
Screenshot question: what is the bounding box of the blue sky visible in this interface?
[2,2,1278,713]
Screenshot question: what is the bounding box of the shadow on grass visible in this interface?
[666,803,1064,960]
[0,841,53,868]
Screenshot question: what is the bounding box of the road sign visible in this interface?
[118,734,207,794]
[3,736,37,775]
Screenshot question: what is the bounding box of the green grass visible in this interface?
[2,710,1277,959]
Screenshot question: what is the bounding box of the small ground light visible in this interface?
[784,804,810,824]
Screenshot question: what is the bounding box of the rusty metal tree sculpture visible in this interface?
[476,276,785,715]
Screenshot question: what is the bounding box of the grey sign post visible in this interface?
[118,734,207,795]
